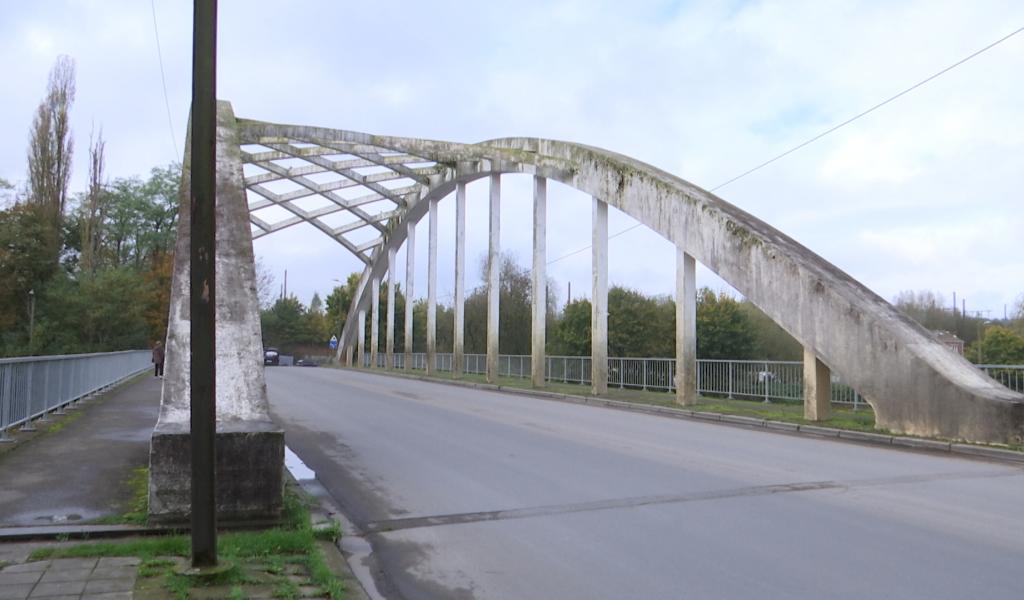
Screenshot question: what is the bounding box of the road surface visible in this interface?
[267,367,1024,600]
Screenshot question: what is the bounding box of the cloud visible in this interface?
[0,0,1021,314]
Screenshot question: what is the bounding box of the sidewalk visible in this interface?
[0,375,161,528]
[0,375,362,599]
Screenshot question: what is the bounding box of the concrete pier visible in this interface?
[486,175,501,383]
[591,198,608,396]
[404,222,415,370]
[804,349,831,421]
[532,176,547,388]
[453,182,466,378]
[386,247,396,369]
[675,249,697,405]
[148,101,282,524]
[426,197,438,375]
[370,276,379,368]
[357,309,366,367]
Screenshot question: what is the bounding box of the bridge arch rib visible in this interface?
[236,118,1023,444]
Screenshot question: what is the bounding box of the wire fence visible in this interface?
[0,350,151,441]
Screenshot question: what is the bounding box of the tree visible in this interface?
[80,130,106,275]
[966,326,1024,365]
[738,301,801,360]
[27,55,76,262]
[254,258,276,309]
[306,292,329,344]
[607,286,675,357]
[0,204,57,351]
[1012,294,1024,337]
[261,297,313,350]
[551,299,591,356]
[696,288,756,359]
[325,273,360,340]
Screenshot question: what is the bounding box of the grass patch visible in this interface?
[41,408,85,434]
[29,485,349,599]
[90,466,151,526]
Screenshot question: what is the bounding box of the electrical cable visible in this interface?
[150,0,179,159]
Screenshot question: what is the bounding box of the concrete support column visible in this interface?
[486,174,501,383]
[803,349,831,421]
[404,222,415,370]
[345,345,353,368]
[370,276,380,369]
[453,182,466,378]
[385,247,396,369]
[357,309,366,368]
[531,176,547,388]
[675,249,697,405]
[426,197,438,375]
[591,197,608,396]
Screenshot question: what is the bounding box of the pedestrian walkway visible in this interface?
[0,556,138,599]
[0,376,161,527]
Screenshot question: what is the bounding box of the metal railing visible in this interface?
[977,364,1024,393]
[0,350,151,441]
[358,352,874,406]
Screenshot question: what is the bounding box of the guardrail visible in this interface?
[0,350,151,441]
[363,353,1023,406]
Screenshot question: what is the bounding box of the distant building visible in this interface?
[932,330,964,355]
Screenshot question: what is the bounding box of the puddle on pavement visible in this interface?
[284,446,316,480]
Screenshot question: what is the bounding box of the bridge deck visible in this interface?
[269,367,1024,600]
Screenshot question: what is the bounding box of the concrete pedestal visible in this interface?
[148,101,283,524]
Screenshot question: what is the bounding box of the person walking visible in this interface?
[152,340,165,378]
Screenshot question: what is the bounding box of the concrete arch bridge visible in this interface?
[154,102,1023,506]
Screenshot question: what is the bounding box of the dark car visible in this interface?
[264,348,280,366]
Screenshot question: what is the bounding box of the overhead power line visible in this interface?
[546,24,1024,266]
[150,0,179,160]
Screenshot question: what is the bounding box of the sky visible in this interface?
[1,0,1022,320]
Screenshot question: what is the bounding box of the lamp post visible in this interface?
[28,289,35,349]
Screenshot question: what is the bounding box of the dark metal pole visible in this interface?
[28,290,35,349]
[190,0,218,568]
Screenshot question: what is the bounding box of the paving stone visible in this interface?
[0,563,49,574]
[89,567,137,580]
[81,592,133,600]
[240,586,276,599]
[27,580,86,597]
[299,585,323,597]
[0,583,33,600]
[47,558,97,571]
[39,568,94,583]
[83,578,135,594]
[0,572,42,587]
[189,586,235,599]
[95,558,141,569]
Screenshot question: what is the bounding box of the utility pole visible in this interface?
[190,0,218,568]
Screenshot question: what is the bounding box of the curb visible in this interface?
[0,524,170,542]
[339,366,1024,465]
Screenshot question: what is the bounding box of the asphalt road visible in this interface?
[267,367,1024,600]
